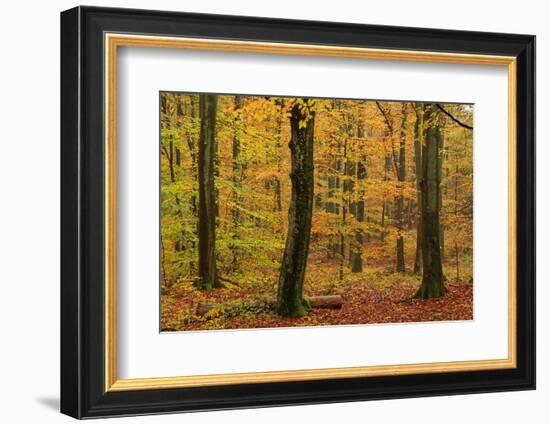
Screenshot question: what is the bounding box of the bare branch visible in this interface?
[436,104,473,130]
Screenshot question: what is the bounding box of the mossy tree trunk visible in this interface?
[414,104,447,299]
[277,101,315,317]
[413,102,423,274]
[197,94,220,290]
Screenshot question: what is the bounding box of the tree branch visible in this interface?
[436,104,473,130]
[375,101,394,134]
[375,101,400,176]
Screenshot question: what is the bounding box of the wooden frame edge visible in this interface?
[108,358,516,391]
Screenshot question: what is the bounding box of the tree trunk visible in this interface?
[413,103,423,274]
[454,162,460,281]
[395,103,407,272]
[326,157,342,258]
[181,96,198,269]
[197,94,219,290]
[439,131,445,263]
[414,104,446,299]
[350,123,366,273]
[230,96,244,267]
[167,132,185,253]
[160,234,169,288]
[277,101,315,317]
[381,153,390,242]
[274,114,283,212]
[163,99,185,254]
[168,135,176,184]
[340,143,352,282]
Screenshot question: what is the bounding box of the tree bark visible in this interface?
[161,97,185,254]
[439,129,445,263]
[197,94,219,290]
[277,101,315,317]
[160,233,169,288]
[380,152,391,242]
[350,123,366,273]
[414,104,447,299]
[413,103,423,274]
[274,111,283,212]
[454,162,460,281]
[339,144,352,282]
[180,96,199,268]
[231,96,243,266]
[326,156,341,258]
[395,103,407,272]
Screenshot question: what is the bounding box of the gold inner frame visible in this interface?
[104,33,517,392]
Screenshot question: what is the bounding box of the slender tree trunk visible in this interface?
[183,97,198,216]
[376,102,399,248]
[350,122,366,273]
[326,166,335,259]
[350,163,365,273]
[439,130,445,263]
[231,96,243,266]
[274,113,283,212]
[395,104,407,272]
[381,202,385,242]
[381,154,390,242]
[325,154,340,258]
[333,170,342,258]
[414,105,446,299]
[168,135,176,183]
[167,133,184,253]
[277,101,315,317]
[454,162,460,281]
[413,103,423,274]
[366,213,371,243]
[175,146,181,167]
[164,100,185,254]
[181,96,198,270]
[339,140,352,282]
[160,234,169,289]
[325,159,338,214]
[197,94,219,290]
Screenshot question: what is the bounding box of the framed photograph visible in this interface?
[60,6,535,419]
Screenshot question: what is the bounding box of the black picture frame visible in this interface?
[61,5,535,419]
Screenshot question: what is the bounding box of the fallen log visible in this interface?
[196,295,343,316]
[307,295,343,309]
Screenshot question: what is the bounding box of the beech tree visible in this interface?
[197,94,219,290]
[414,104,446,299]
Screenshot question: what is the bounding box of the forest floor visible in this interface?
[160,257,473,332]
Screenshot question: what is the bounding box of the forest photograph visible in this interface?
[160,92,474,332]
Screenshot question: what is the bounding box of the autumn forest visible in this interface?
[160,92,474,331]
